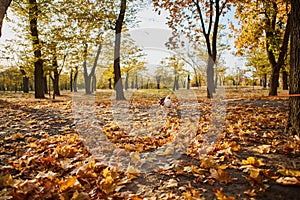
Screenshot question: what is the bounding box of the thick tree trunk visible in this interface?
[269,64,280,95]
[113,0,126,100]
[125,72,129,90]
[53,69,60,96]
[215,64,218,88]
[43,76,48,94]
[207,56,215,98]
[282,70,288,90]
[286,0,300,135]
[267,5,291,96]
[29,0,44,98]
[84,72,91,94]
[0,0,12,38]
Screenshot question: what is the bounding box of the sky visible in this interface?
[128,5,245,76]
[0,3,245,75]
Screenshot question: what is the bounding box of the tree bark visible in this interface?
[70,68,73,92]
[92,74,96,92]
[263,74,267,88]
[50,69,60,96]
[29,0,44,98]
[113,0,126,100]
[267,2,291,96]
[282,70,288,90]
[156,75,161,89]
[83,44,101,94]
[73,67,78,92]
[135,74,138,89]
[0,0,12,38]
[109,78,112,89]
[125,72,129,90]
[268,64,280,94]
[20,69,29,93]
[286,0,300,135]
[43,76,48,94]
[187,73,190,89]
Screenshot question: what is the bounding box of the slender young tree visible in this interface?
[113,0,126,100]
[153,0,234,98]
[28,0,44,98]
[83,44,102,94]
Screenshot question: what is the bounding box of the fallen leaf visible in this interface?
[276,177,300,186]
[278,168,300,177]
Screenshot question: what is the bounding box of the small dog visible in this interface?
[158,95,172,116]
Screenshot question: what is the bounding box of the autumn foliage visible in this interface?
[0,88,299,199]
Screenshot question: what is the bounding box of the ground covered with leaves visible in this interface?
[0,88,299,200]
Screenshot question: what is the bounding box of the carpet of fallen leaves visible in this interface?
[0,87,299,200]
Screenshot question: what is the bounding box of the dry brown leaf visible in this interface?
[276,177,300,186]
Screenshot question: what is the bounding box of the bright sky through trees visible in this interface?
[0,3,244,75]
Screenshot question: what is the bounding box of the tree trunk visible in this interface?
[215,63,218,89]
[108,78,112,89]
[43,76,48,94]
[286,0,300,135]
[83,44,102,95]
[263,74,267,88]
[29,0,44,98]
[73,67,78,92]
[20,69,29,93]
[175,76,179,90]
[50,43,61,96]
[187,73,190,89]
[207,56,215,98]
[125,72,129,90]
[53,69,60,96]
[269,64,280,95]
[70,69,73,92]
[92,74,96,92]
[135,74,139,89]
[131,80,134,89]
[84,71,91,94]
[113,0,126,100]
[173,76,176,91]
[0,0,12,38]
[267,5,291,96]
[282,70,288,90]
[156,75,161,89]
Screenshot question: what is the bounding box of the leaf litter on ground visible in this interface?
[0,89,299,200]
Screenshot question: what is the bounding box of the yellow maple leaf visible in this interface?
[215,189,235,200]
[278,168,300,177]
[59,176,77,192]
[242,157,264,167]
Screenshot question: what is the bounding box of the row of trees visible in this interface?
[0,0,293,99]
[0,0,299,133]
[1,0,144,100]
[153,0,292,98]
